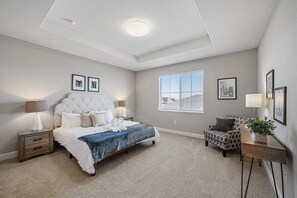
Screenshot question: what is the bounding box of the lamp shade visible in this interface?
[245,94,263,108]
[119,100,126,107]
[25,100,48,113]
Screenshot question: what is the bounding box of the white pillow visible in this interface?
[61,112,81,128]
[104,110,114,124]
[90,113,106,127]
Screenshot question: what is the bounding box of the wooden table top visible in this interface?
[18,129,52,136]
[240,124,286,164]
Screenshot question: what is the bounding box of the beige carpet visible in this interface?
[0,132,274,198]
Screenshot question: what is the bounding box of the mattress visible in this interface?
[53,121,160,174]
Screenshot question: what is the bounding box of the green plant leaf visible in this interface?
[245,116,276,135]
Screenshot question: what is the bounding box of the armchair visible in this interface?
[204,115,249,157]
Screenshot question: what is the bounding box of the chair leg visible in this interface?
[223,150,227,157]
[205,140,208,147]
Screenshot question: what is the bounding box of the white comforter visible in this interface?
[53,121,160,174]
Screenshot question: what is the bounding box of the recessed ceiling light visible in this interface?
[126,21,149,37]
[63,18,76,26]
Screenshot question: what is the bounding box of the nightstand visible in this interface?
[18,129,54,162]
[124,117,134,121]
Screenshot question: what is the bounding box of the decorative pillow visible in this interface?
[90,113,106,127]
[61,112,81,128]
[213,118,235,132]
[81,113,92,128]
[91,110,114,124]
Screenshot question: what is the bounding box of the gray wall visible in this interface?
[258,0,297,197]
[136,49,258,134]
[0,34,136,154]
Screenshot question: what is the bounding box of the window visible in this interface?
[159,70,204,113]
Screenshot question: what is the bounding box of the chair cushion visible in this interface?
[204,129,229,143]
[213,118,235,132]
[204,129,241,150]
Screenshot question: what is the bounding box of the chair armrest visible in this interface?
[227,130,240,135]
[209,125,215,130]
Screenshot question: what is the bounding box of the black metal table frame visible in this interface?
[240,155,285,198]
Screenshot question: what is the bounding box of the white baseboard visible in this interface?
[0,151,17,161]
[263,161,282,198]
[156,127,204,139]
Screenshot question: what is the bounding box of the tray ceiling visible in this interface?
[0,0,277,71]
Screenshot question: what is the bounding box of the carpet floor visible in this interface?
[0,132,274,198]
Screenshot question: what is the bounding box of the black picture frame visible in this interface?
[274,86,287,125]
[266,69,274,99]
[88,77,100,92]
[217,77,237,100]
[71,74,86,91]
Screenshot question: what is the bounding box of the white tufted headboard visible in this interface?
[54,93,114,128]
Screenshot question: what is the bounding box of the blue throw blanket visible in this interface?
[78,123,155,163]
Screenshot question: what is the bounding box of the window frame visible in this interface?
[158,70,205,114]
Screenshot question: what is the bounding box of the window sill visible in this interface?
[158,109,205,114]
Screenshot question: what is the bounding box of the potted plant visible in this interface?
[245,116,276,144]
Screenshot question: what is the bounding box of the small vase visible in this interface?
[254,133,267,144]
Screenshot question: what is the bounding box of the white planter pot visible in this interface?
[254,133,267,144]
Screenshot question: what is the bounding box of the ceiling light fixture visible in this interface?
[126,21,149,37]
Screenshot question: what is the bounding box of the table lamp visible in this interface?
[245,94,263,118]
[118,100,127,118]
[25,100,48,132]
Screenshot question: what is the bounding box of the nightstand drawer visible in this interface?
[25,134,49,146]
[24,143,50,155]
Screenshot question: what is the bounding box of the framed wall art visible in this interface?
[217,77,237,100]
[88,77,100,92]
[71,74,85,91]
[266,69,274,99]
[274,86,287,125]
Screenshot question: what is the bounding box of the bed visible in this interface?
[53,93,160,175]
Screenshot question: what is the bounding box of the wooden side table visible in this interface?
[18,129,54,162]
[240,124,286,198]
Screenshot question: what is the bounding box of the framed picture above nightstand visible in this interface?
[17,129,54,162]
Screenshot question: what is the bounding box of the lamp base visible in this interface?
[119,107,127,118]
[32,113,43,132]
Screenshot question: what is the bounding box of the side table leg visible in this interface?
[280,164,284,198]
[271,161,278,198]
[241,155,244,198]
[244,158,254,198]
[258,159,262,167]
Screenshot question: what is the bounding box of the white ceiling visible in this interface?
[0,0,277,71]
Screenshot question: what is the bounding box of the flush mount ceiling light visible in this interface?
[126,21,149,37]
